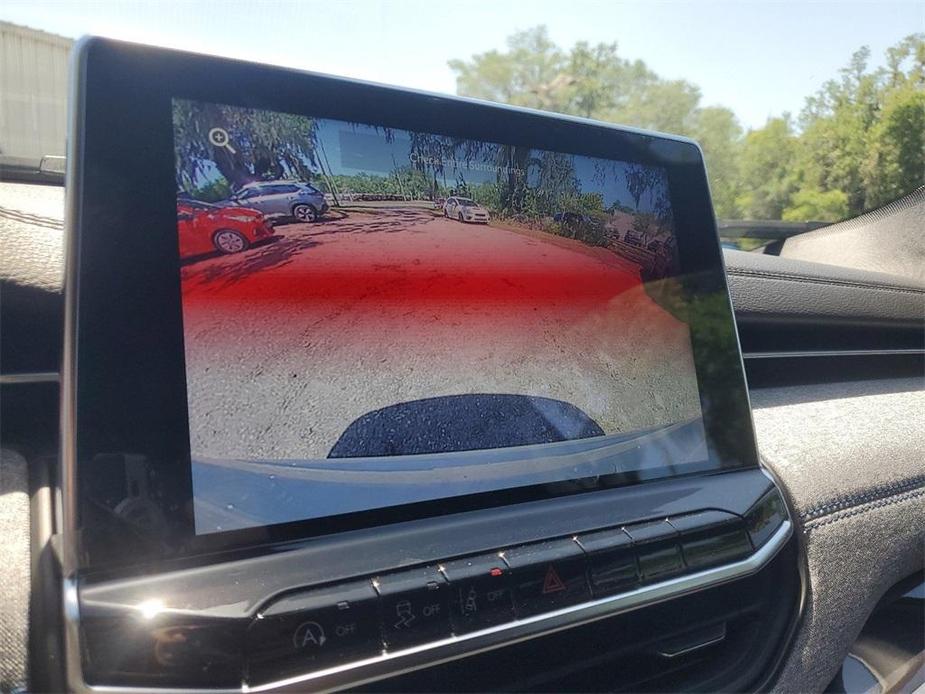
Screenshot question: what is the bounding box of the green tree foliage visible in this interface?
[620,79,702,134]
[691,107,743,218]
[173,99,320,193]
[795,47,885,215]
[782,189,849,222]
[789,35,924,218]
[449,27,736,215]
[450,28,925,222]
[625,163,663,210]
[862,86,925,208]
[188,178,233,203]
[448,27,704,133]
[735,117,798,220]
[448,27,568,111]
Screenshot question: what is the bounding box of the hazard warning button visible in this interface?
[502,539,590,617]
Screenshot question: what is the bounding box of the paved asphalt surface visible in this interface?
[180,206,702,461]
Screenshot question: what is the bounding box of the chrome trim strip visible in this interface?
[657,622,727,658]
[0,371,60,385]
[63,35,93,694]
[80,520,791,694]
[744,348,924,360]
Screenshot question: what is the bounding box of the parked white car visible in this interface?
[443,197,490,223]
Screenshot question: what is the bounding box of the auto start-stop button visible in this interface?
[246,580,381,684]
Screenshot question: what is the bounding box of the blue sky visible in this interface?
[6,1,920,130]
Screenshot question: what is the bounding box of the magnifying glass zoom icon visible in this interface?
[208,127,236,154]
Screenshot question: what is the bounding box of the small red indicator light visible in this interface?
[489,567,503,577]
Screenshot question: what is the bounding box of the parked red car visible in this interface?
[176,199,273,258]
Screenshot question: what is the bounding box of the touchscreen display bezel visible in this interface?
[66,38,757,571]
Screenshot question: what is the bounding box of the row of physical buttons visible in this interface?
[246,511,755,684]
[246,558,515,683]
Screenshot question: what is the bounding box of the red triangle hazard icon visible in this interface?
[542,565,566,594]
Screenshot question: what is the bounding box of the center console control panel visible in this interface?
[79,488,789,690]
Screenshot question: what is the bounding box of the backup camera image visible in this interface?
[172,99,707,534]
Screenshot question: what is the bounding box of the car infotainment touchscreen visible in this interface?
[171,100,709,534]
[68,39,757,566]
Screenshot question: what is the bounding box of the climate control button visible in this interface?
[669,511,753,569]
[576,527,639,597]
[624,519,685,582]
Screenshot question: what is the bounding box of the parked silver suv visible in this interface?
[227,180,328,222]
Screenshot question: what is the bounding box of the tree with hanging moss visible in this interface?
[172,100,321,194]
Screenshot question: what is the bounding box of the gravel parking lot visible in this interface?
[180,207,702,460]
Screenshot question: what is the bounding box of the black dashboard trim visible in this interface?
[67,519,793,693]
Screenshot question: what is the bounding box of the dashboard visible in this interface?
[0,37,922,694]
